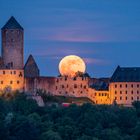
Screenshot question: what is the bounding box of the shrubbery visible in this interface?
[0,92,140,140]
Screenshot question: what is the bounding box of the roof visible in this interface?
[110,66,140,82]
[1,16,23,30]
[24,55,40,78]
[90,78,110,90]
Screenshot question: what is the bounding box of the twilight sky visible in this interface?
[0,0,140,78]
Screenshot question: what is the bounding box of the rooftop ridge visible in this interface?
[1,16,23,30]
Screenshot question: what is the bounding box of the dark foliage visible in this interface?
[0,93,140,140]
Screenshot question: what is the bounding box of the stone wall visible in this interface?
[2,29,24,69]
[109,82,140,106]
[0,69,24,92]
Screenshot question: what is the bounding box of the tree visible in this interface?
[41,130,62,140]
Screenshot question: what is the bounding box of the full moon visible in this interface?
[59,55,86,77]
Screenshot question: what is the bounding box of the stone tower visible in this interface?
[1,16,24,69]
[24,54,40,78]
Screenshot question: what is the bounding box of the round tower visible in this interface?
[1,16,24,69]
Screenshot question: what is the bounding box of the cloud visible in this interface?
[83,57,109,65]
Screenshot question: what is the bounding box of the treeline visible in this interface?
[0,93,140,140]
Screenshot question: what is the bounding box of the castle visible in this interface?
[1,16,140,106]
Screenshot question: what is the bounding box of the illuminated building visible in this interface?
[1,16,140,106]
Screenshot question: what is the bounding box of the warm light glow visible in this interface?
[59,55,86,77]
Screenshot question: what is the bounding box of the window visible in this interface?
[120,91,122,94]
[67,85,69,88]
[125,84,127,88]
[131,97,134,100]
[74,84,77,88]
[137,97,139,100]
[131,84,133,88]
[80,84,82,88]
[84,85,86,89]
[62,85,64,88]
[10,71,12,74]
[137,84,139,88]
[81,91,83,94]
[95,92,97,96]
[102,93,104,96]
[137,91,139,94]
[14,71,16,74]
[1,81,3,84]
[120,84,122,88]
[126,91,127,94]
[126,97,127,100]
[115,91,117,94]
[65,77,67,81]
[120,96,122,100]
[10,81,13,84]
[115,97,117,100]
[99,93,101,96]
[19,72,23,77]
[131,91,133,94]
[3,71,5,74]
[115,84,117,88]
[73,77,76,81]
[17,81,20,84]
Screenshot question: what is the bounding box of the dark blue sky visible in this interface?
[0,0,140,77]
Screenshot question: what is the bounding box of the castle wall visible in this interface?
[25,76,90,97]
[53,77,89,97]
[0,69,24,92]
[109,82,140,106]
[87,88,110,104]
[2,29,24,69]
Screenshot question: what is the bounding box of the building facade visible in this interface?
[0,17,140,106]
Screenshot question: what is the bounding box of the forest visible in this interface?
[0,92,140,140]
